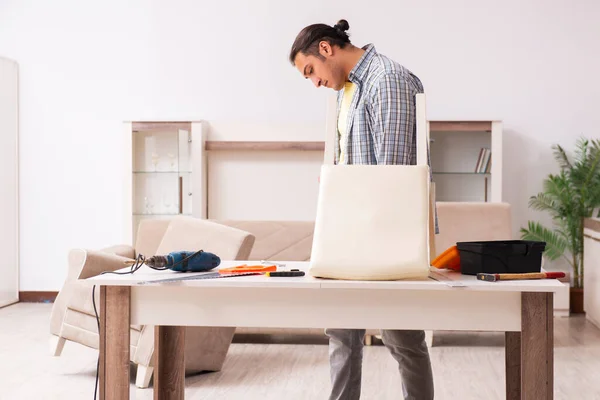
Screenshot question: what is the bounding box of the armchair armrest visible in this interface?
[57,250,135,321]
[99,244,136,259]
[51,249,134,337]
[69,248,134,281]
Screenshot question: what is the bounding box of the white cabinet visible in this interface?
[584,219,600,329]
[0,56,19,307]
[124,122,206,243]
[430,121,503,202]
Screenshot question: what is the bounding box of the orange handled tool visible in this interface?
[218,264,278,274]
[477,271,565,282]
[432,245,461,271]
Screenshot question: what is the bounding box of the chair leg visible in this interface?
[364,334,373,346]
[425,330,434,347]
[135,364,154,389]
[50,335,66,357]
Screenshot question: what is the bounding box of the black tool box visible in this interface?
[456,240,546,275]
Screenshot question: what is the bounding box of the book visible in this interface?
[475,148,492,173]
[475,148,484,172]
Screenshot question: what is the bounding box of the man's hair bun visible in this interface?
[288,19,352,64]
[334,19,349,32]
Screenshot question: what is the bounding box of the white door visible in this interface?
[0,57,19,307]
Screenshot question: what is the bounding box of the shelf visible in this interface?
[133,213,192,216]
[133,171,192,174]
[429,121,492,132]
[132,121,192,132]
[205,141,325,151]
[201,122,493,152]
[433,172,490,175]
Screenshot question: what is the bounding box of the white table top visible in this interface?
[85,260,564,293]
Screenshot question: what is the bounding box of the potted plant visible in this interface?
[520,137,600,313]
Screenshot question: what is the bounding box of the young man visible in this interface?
[289,20,435,400]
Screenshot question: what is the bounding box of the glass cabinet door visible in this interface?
[131,124,196,241]
[129,121,206,242]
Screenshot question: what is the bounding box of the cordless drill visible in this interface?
[126,250,221,272]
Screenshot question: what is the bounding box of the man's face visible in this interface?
[294,41,346,91]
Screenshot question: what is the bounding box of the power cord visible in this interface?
[91,249,205,399]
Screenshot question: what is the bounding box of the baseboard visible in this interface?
[19,291,58,303]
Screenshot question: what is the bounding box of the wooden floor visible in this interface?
[2,303,600,399]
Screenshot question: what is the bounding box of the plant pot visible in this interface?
[570,288,584,314]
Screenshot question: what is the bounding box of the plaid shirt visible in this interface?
[335,43,439,233]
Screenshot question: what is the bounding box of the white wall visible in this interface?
[1,0,599,290]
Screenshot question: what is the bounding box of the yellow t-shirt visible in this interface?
[337,81,357,164]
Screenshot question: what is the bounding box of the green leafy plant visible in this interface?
[520,137,600,288]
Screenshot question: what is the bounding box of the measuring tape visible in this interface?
[137,271,261,285]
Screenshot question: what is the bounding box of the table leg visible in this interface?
[154,326,185,400]
[99,286,131,400]
[505,331,521,399]
[521,292,553,399]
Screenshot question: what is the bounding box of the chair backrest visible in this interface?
[155,216,255,260]
[433,201,512,257]
[135,219,172,257]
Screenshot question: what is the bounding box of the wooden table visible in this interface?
[86,260,562,400]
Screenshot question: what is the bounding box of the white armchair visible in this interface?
[50,216,255,388]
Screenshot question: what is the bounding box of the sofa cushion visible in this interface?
[216,220,314,261]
